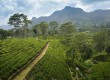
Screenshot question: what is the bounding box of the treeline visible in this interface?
[1,13,110,39]
[0,13,76,39]
[0,29,13,39]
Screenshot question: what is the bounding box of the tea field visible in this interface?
[0,38,46,80]
[26,40,72,80]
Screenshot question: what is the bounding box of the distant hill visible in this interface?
[32,6,110,28]
[0,25,14,30]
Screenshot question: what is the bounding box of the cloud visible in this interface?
[80,0,110,4]
[74,0,110,12]
[0,15,14,30]
[0,0,110,29]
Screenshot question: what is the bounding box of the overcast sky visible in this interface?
[0,0,110,29]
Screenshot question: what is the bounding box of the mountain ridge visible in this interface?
[32,6,110,27]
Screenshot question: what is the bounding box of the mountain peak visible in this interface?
[64,6,73,9]
[63,6,84,12]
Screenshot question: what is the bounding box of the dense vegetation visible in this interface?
[0,29,13,39]
[91,62,110,80]
[26,40,72,80]
[0,38,45,80]
[0,13,110,80]
[63,29,110,79]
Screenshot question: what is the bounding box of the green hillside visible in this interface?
[26,40,72,80]
[0,38,46,80]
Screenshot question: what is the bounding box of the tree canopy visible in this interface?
[8,13,31,38]
[60,22,76,35]
[8,13,31,28]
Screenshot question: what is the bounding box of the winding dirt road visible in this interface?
[13,42,50,80]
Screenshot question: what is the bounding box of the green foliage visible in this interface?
[0,38,45,79]
[0,29,8,39]
[93,55,110,62]
[0,29,13,39]
[26,40,71,80]
[49,21,58,35]
[61,34,72,46]
[60,22,76,36]
[64,30,110,79]
[8,13,31,28]
[8,13,31,38]
[91,62,110,80]
[93,29,110,52]
[33,24,42,37]
[32,21,49,37]
[105,46,110,55]
[39,21,48,36]
[60,22,76,46]
[66,32,93,60]
[66,47,75,60]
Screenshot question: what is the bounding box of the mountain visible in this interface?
[0,25,14,30]
[32,6,110,27]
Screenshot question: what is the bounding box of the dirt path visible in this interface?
[13,42,50,80]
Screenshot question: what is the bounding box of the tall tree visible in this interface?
[39,21,48,36]
[60,22,76,36]
[72,32,93,60]
[93,29,110,52]
[8,13,31,37]
[49,21,58,35]
[33,24,42,37]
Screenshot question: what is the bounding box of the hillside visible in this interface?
[0,38,46,80]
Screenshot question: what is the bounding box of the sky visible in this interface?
[0,0,110,29]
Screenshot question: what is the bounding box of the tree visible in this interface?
[104,30,110,54]
[7,30,14,37]
[49,21,58,35]
[39,21,48,36]
[60,22,76,36]
[69,32,93,60]
[8,13,31,37]
[33,24,42,37]
[91,62,110,80]
[0,29,13,39]
[0,29,7,39]
[105,46,110,55]
[60,22,76,46]
[93,30,110,52]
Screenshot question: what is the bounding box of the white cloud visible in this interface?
[5,5,14,11]
[25,0,76,18]
[75,0,110,12]
[0,14,12,25]
[0,16,7,25]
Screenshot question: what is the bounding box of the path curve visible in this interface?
[13,42,50,80]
